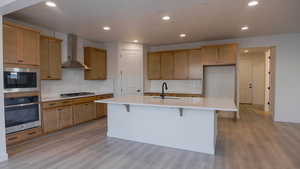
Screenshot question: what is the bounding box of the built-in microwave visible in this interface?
[4,68,40,93]
[5,94,41,134]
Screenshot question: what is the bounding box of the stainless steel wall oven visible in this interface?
[5,93,41,134]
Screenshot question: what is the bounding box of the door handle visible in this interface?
[249,83,252,88]
[136,89,141,93]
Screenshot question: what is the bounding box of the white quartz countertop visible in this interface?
[42,92,113,102]
[95,96,237,112]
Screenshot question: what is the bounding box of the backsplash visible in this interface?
[41,69,114,98]
[145,80,202,94]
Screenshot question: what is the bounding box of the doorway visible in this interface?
[239,47,275,116]
[119,43,144,96]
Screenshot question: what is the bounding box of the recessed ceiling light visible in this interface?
[45,1,56,7]
[241,26,249,31]
[180,34,187,38]
[162,16,171,21]
[103,26,111,31]
[244,50,249,53]
[133,40,139,43]
[248,1,259,7]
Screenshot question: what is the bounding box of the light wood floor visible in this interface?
[1,105,300,169]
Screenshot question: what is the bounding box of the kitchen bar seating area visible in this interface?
[0,0,300,169]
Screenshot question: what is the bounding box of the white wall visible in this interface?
[149,33,300,123]
[0,15,8,163]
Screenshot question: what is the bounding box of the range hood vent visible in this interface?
[61,34,90,69]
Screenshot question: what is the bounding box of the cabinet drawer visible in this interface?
[43,99,73,109]
[23,127,42,140]
[6,127,42,146]
[73,96,97,104]
[96,94,113,99]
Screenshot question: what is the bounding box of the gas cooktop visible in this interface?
[60,92,95,98]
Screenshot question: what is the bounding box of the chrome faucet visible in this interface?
[160,82,168,99]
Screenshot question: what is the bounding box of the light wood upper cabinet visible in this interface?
[3,22,40,66]
[202,44,237,65]
[3,24,19,64]
[21,29,40,65]
[161,52,174,80]
[40,36,62,80]
[201,46,218,65]
[174,51,189,80]
[218,44,237,64]
[84,47,107,80]
[40,37,49,79]
[148,53,161,80]
[147,44,237,80]
[188,49,203,80]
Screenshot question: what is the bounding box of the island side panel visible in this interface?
[107,104,217,154]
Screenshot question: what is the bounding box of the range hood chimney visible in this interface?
[61,34,89,69]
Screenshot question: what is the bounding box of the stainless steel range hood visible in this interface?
[61,34,90,69]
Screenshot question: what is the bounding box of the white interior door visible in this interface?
[119,45,143,96]
[239,57,253,104]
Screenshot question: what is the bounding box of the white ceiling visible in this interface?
[6,0,300,45]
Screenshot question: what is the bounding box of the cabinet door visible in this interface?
[148,53,161,80]
[85,102,96,121]
[21,29,40,65]
[40,37,49,79]
[161,52,174,80]
[96,103,107,118]
[174,51,189,80]
[188,49,203,79]
[84,48,107,80]
[95,49,107,80]
[3,24,19,64]
[218,44,237,64]
[48,39,62,79]
[202,46,218,65]
[73,104,84,124]
[58,106,73,129]
[43,108,59,133]
[73,102,96,124]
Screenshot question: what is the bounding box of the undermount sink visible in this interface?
[152,96,181,100]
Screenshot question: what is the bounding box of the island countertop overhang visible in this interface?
[95,96,238,112]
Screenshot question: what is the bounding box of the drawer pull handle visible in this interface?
[49,103,56,106]
[8,137,18,141]
[28,132,36,135]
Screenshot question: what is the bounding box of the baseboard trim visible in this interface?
[0,152,8,163]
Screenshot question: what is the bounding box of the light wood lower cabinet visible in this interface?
[58,106,73,129]
[96,103,107,118]
[43,108,60,133]
[43,105,73,133]
[73,102,96,125]
[42,95,112,134]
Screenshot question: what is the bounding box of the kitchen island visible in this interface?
[95,96,237,154]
